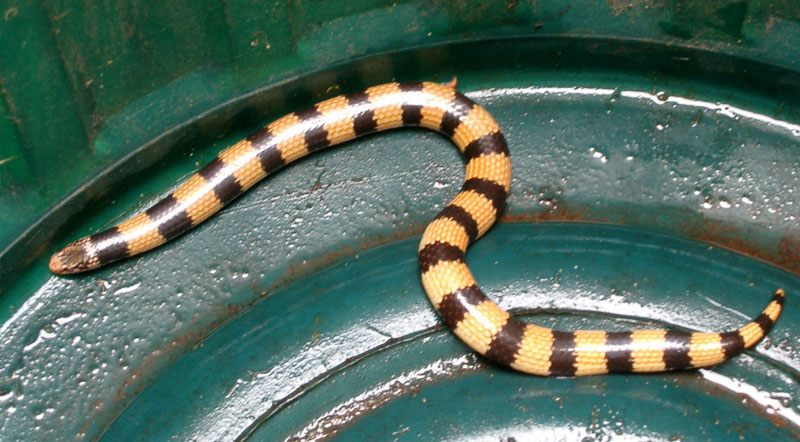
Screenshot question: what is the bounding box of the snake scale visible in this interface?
[50,80,784,376]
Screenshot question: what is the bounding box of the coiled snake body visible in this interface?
[50,80,784,376]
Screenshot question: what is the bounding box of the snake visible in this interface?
[49,79,785,376]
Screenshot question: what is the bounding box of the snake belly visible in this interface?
[49,80,785,376]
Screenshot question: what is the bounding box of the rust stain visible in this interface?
[501,201,611,224]
[226,303,244,315]
[263,223,425,297]
[607,0,633,16]
[503,200,800,276]
[681,218,800,276]
[777,233,800,274]
[500,212,535,223]
[533,202,604,223]
[674,373,799,435]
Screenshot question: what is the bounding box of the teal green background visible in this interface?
[0,1,798,440]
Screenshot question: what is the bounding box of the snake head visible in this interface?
[49,238,97,275]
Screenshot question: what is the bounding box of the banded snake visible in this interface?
[50,80,784,376]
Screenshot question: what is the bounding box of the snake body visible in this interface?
[50,80,784,376]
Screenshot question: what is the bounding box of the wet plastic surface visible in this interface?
[103,224,800,441]
[1,1,799,441]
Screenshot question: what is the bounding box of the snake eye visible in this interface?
[49,243,91,274]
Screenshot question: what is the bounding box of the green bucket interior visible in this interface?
[0,1,799,440]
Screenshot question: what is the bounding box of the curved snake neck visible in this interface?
[50,80,785,376]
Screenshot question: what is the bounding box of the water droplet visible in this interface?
[589,147,607,163]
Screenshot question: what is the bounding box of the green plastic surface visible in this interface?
[1,1,799,441]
